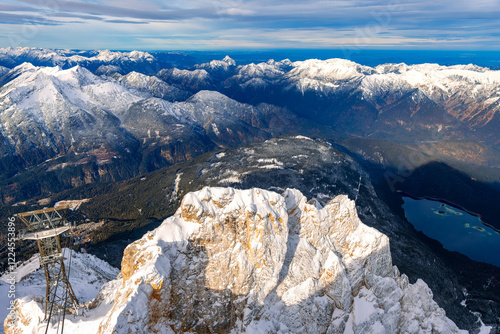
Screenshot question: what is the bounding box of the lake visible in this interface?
[402,196,500,268]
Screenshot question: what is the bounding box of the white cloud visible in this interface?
[2,0,500,49]
[217,8,255,16]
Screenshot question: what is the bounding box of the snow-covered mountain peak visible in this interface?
[290,58,374,81]
[94,64,124,76]
[119,71,154,87]
[11,61,37,73]
[237,59,292,79]
[115,71,190,101]
[111,187,465,332]
[222,55,236,65]
[279,58,500,94]
[187,89,230,102]
[195,56,237,72]
[369,62,500,84]
[180,187,286,230]
[0,47,57,59]
[268,58,292,66]
[373,62,409,74]
[166,67,210,80]
[5,187,465,333]
[4,64,101,88]
[1,64,123,100]
[0,63,145,157]
[53,65,103,87]
[94,49,155,62]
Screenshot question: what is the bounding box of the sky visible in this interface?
[0,0,500,50]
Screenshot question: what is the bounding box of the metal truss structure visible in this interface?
[15,206,80,331]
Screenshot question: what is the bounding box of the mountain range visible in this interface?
[0,62,302,204]
[0,47,499,333]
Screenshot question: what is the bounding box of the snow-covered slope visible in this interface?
[364,63,500,128]
[94,65,125,76]
[121,90,295,153]
[5,187,467,333]
[0,65,9,77]
[115,71,190,101]
[281,59,500,102]
[195,55,236,72]
[0,63,144,164]
[287,58,373,84]
[0,63,144,116]
[228,59,293,90]
[0,63,294,179]
[157,67,215,90]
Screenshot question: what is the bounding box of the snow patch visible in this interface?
[171,172,183,201]
[295,135,313,141]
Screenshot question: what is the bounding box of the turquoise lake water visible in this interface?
[402,197,500,268]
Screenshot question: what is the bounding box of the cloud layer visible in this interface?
[1,0,499,50]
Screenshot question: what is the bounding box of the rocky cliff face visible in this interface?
[6,187,466,333]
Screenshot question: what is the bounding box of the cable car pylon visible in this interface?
[15,205,80,333]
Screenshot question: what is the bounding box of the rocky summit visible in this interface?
[6,187,466,333]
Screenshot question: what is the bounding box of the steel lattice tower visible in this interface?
[15,206,80,328]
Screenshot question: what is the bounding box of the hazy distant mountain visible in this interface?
[0,47,196,74]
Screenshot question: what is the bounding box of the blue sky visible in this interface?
[0,0,499,50]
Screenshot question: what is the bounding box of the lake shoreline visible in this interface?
[397,190,500,234]
[401,195,500,268]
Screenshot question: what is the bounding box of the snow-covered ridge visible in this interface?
[289,58,374,81]
[195,55,236,71]
[227,57,500,129]
[236,59,292,79]
[6,187,466,333]
[165,56,498,127]
[286,58,500,83]
[0,47,155,66]
[280,58,500,94]
[158,67,210,81]
[0,63,152,165]
[0,63,143,126]
[115,71,189,101]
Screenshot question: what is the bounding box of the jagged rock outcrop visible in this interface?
[5,187,466,333]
